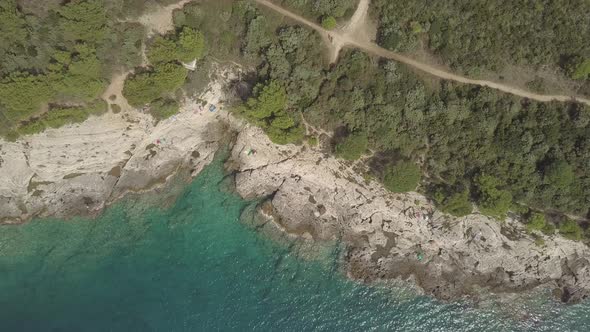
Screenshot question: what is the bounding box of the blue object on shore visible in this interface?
[209,104,217,112]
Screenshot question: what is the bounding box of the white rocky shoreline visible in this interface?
[1,74,590,304]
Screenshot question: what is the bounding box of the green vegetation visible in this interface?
[123,63,187,107]
[147,27,205,64]
[235,81,304,145]
[534,236,546,247]
[475,175,513,219]
[307,136,318,146]
[2,0,589,245]
[372,0,590,86]
[383,162,421,193]
[0,73,54,121]
[111,104,121,114]
[17,100,107,136]
[573,59,590,80]
[321,16,337,30]
[525,212,555,235]
[275,0,357,21]
[559,219,583,241]
[149,98,179,121]
[0,0,147,138]
[173,1,254,62]
[335,132,368,160]
[436,190,472,217]
[124,23,204,110]
[544,160,575,190]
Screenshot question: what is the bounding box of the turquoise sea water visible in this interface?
[1,156,590,332]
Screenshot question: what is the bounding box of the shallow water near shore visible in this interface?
[1,157,589,331]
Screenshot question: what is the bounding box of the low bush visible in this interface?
[559,219,583,241]
[525,212,556,235]
[16,100,107,136]
[439,190,472,217]
[335,132,367,160]
[383,161,421,193]
[321,16,337,30]
[149,98,179,121]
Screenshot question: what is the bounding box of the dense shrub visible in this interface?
[383,161,421,193]
[335,131,368,160]
[438,190,472,217]
[123,63,187,107]
[559,219,583,241]
[147,27,205,64]
[235,80,304,145]
[149,98,179,121]
[275,0,356,20]
[17,100,107,135]
[544,160,575,189]
[373,0,590,81]
[321,16,337,30]
[525,212,555,235]
[0,73,54,121]
[0,0,135,137]
[475,175,513,218]
[573,59,590,80]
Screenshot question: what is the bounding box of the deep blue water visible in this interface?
[1,156,590,331]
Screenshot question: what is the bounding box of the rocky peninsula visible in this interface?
[1,71,589,304]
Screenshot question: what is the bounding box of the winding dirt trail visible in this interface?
[255,0,590,106]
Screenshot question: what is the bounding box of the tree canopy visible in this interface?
[236,80,304,145]
[123,63,187,107]
[193,1,590,238]
[475,175,513,218]
[147,27,205,64]
[0,0,147,138]
[124,25,206,108]
[373,0,590,91]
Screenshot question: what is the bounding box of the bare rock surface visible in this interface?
[0,63,241,223]
[230,125,590,303]
[1,64,589,302]
[0,109,226,223]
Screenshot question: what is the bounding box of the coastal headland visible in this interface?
[1,67,589,304]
